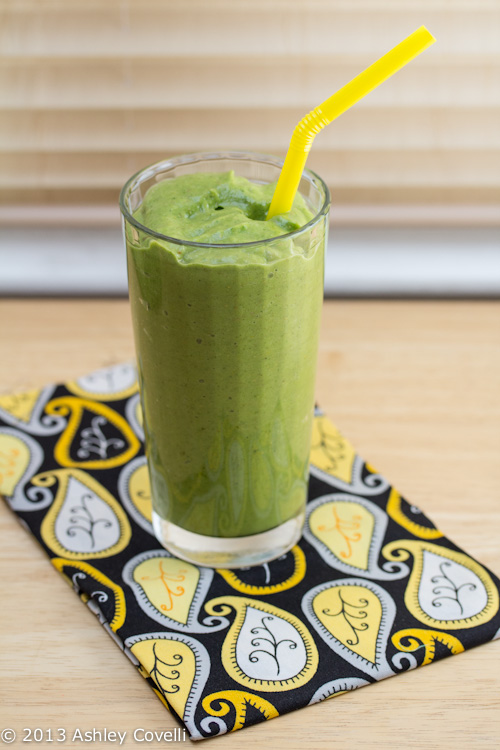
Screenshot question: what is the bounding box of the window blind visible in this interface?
[1,0,499,225]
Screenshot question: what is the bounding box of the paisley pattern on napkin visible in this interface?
[1,363,499,741]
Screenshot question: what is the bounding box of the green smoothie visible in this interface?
[125,169,326,538]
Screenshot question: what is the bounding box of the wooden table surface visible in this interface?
[1,299,499,749]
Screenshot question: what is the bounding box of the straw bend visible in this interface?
[267,25,436,220]
[293,108,331,150]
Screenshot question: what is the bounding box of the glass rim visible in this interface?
[119,150,331,250]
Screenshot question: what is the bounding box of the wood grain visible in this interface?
[0,299,499,748]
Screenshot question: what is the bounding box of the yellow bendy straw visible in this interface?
[266,25,436,220]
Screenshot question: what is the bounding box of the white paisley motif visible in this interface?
[236,606,307,681]
[308,676,369,704]
[52,476,122,554]
[125,393,144,441]
[391,651,419,671]
[69,363,137,399]
[418,550,488,622]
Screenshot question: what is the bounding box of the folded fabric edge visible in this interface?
[0,493,191,739]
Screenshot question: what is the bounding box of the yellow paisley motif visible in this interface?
[45,397,140,469]
[392,628,464,666]
[37,468,131,559]
[135,399,143,428]
[129,462,152,522]
[0,388,41,422]
[309,501,374,571]
[313,584,382,664]
[51,558,126,631]
[130,639,196,722]
[386,489,443,539]
[309,416,355,482]
[216,546,306,595]
[204,596,318,692]
[202,690,278,732]
[383,539,499,629]
[0,433,30,496]
[131,556,200,626]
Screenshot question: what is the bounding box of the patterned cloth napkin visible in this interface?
[1,362,499,740]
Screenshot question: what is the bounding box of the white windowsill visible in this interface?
[1,227,499,297]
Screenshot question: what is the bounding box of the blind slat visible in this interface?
[3,151,499,188]
[2,0,499,220]
[2,7,500,57]
[2,63,499,109]
[2,110,500,151]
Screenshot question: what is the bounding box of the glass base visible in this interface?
[152,509,305,569]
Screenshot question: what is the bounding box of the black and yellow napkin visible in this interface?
[1,363,499,740]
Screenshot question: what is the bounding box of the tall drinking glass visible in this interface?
[120,152,330,568]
